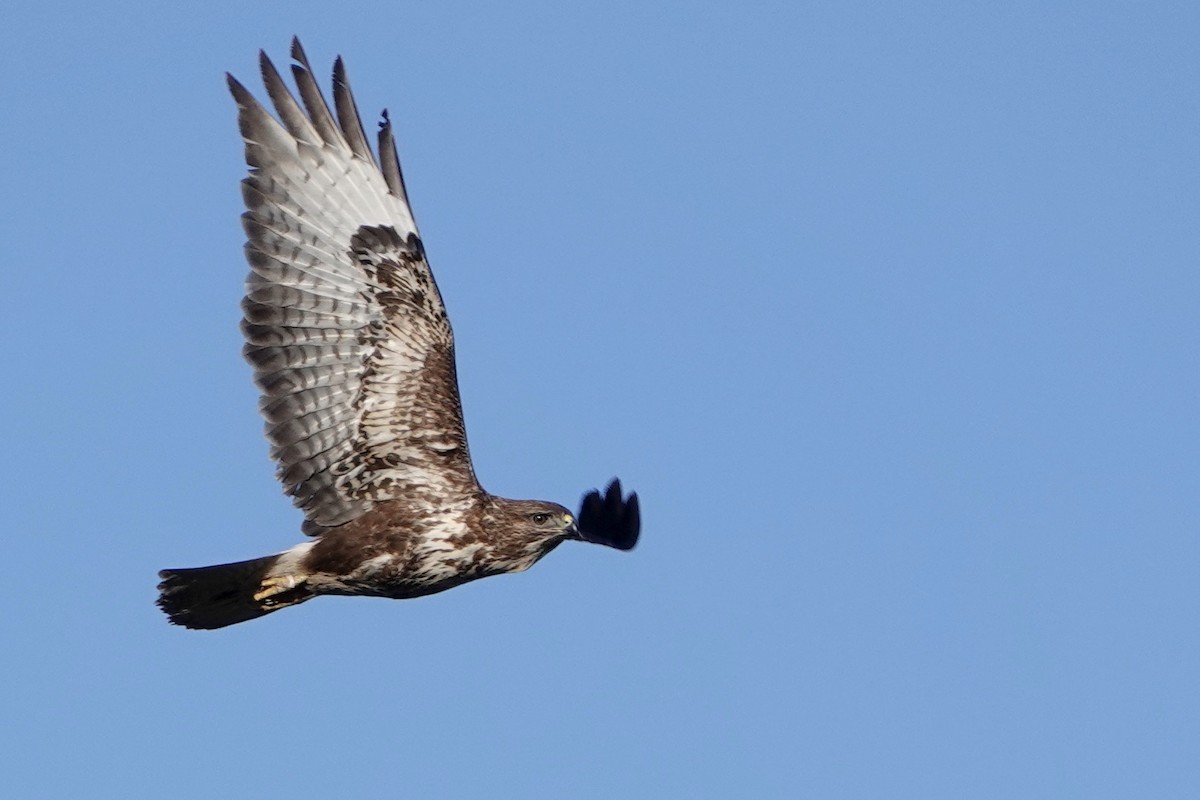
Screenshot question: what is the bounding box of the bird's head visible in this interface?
[491,480,640,552]
[501,499,580,543]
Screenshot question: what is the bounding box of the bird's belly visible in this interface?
[308,541,532,599]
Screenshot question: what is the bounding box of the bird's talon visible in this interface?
[253,574,306,602]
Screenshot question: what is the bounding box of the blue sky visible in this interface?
[3,1,1197,797]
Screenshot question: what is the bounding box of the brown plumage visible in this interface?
[157,39,639,630]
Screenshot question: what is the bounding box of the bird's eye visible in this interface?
[531,512,550,524]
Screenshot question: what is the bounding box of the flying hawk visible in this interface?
[157,39,639,630]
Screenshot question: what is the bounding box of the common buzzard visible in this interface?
[157,39,639,630]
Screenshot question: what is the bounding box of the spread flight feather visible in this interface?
[230,40,474,531]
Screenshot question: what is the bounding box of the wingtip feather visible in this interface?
[226,72,250,101]
[290,36,309,66]
[577,479,641,551]
[332,55,376,165]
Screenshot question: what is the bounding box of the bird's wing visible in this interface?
[578,480,640,550]
[231,39,479,534]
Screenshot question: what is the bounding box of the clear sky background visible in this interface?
[2,1,1197,797]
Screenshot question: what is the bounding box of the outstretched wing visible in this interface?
[578,480,640,551]
[230,39,479,533]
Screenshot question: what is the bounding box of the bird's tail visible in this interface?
[157,554,310,630]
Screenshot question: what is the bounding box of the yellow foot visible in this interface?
[254,574,308,604]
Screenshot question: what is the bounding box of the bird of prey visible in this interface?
[157,39,639,630]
